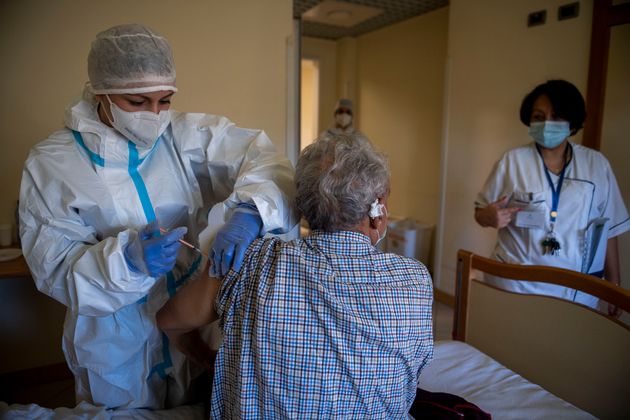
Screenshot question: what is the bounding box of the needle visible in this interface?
[159,227,208,258]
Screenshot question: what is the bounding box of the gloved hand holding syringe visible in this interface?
[124,222,208,278]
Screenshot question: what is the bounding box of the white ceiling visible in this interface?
[295,0,449,39]
[302,1,385,28]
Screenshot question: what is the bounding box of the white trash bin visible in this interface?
[386,218,434,270]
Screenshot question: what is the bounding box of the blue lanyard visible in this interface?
[537,143,571,224]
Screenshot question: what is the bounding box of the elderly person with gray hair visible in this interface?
[157,134,434,418]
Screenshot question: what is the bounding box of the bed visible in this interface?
[417,249,630,419]
[3,249,629,419]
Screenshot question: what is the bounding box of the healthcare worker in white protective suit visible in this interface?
[19,24,297,410]
[475,79,629,315]
[320,99,365,139]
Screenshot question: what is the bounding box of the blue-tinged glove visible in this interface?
[124,221,188,277]
[210,210,263,277]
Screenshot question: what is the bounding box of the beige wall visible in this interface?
[301,9,448,268]
[300,36,359,138]
[301,36,338,135]
[601,23,630,299]
[0,0,293,372]
[300,59,319,148]
[0,0,293,229]
[356,8,448,228]
[336,37,358,112]
[436,0,594,294]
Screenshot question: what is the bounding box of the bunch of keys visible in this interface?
[542,235,561,256]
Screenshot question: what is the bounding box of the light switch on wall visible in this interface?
[558,2,580,21]
[528,10,547,27]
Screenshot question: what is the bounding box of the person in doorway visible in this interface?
[320,98,363,138]
[18,23,297,409]
[474,79,629,314]
[157,134,434,418]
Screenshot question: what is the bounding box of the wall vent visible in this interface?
[527,10,547,27]
[558,2,580,21]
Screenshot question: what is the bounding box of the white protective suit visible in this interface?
[476,141,629,307]
[319,126,361,140]
[19,93,297,409]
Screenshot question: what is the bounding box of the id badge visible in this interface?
[515,210,546,229]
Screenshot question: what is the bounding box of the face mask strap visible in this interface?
[368,198,388,246]
[98,95,116,127]
[375,226,387,246]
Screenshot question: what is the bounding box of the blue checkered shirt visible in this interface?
[211,230,433,419]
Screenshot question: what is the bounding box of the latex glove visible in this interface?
[210,210,263,277]
[124,221,188,277]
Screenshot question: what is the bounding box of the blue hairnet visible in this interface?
[88,24,177,94]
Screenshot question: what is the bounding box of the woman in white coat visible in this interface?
[19,24,297,410]
[475,79,628,315]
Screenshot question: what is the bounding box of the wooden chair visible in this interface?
[453,249,630,419]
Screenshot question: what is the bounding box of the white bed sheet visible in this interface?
[0,401,204,420]
[417,340,596,420]
[2,341,597,419]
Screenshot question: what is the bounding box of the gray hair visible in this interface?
[296,134,389,231]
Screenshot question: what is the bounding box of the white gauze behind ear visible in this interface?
[369,199,384,218]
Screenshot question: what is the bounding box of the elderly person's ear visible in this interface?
[368,198,387,226]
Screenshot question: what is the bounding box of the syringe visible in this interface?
[159,227,208,258]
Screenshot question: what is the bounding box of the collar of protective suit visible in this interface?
[64,97,161,165]
[328,126,356,135]
[64,95,235,167]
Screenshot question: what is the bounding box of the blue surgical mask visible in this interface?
[528,121,570,149]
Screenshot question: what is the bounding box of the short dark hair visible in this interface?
[519,79,586,135]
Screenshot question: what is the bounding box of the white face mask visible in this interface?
[104,95,171,148]
[335,112,352,129]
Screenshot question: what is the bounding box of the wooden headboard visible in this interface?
[453,249,630,419]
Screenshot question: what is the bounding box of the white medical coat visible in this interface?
[19,97,297,409]
[476,141,629,306]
